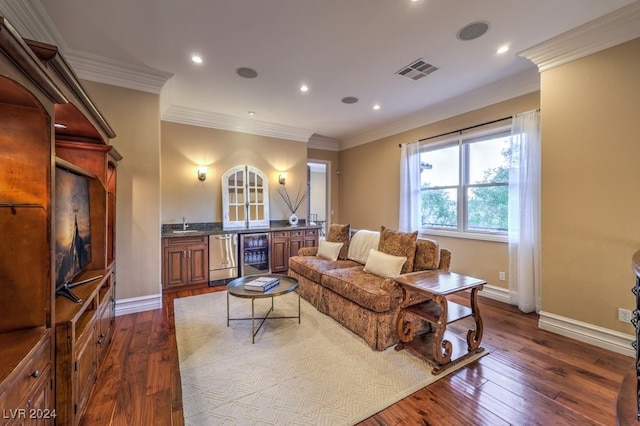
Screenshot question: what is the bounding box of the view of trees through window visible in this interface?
[420,130,510,234]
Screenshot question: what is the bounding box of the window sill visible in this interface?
[421,228,508,243]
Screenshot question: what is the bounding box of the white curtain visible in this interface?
[508,109,541,313]
[399,141,421,232]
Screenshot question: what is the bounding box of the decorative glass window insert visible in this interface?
[420,128,510,236]
[222,165,269,229]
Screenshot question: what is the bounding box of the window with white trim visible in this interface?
[420,128,510,237]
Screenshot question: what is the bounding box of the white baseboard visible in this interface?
[479,286,634,357]
[115,294,163,316]
[479,284,512,304]
[539,310,635,358]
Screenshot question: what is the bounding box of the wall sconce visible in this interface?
[197,166,208,182]
[279,172,287,185]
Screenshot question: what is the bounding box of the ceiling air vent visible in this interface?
[396,58,438,81]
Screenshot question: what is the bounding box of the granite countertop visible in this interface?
[161,221,321,238]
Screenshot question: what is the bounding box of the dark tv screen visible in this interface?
[55,166,92,290]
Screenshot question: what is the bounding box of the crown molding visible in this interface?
[340,67,540,151]
[308,134,340,151]
[0,0,172,94]
[162,105,315,143]
[0,0,64,46]
[519,1,640,72]
[65,50,173,95]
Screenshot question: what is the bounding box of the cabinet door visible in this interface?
[188,243,209,284]
[270,232,289,273]
[163,246,189,289]
[303,229,318,248]
[74,322,97,425]
[288,230,304,260]
[25,366,53,426]
[96,284,114,367]
[222,165,269,229]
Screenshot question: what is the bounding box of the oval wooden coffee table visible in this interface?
[226,274,300,343]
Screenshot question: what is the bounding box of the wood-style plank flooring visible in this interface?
[81,285,633,425]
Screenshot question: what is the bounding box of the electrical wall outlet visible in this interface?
[499,271,506,281]
[618,308,632,323]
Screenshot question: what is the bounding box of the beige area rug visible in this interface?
[174,291,487,425]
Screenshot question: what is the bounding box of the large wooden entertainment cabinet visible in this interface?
[0,17,120,426]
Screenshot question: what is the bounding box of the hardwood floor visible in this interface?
[81,285,632,425]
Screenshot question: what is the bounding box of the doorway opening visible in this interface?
[307,161,330,238]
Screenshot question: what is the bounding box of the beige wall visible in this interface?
[308,148,340,225]
[161,122,309,224]
[83,81,162,300]
[541,38,640,333]
[338,93,540,290]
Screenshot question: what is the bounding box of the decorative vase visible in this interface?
[288,213,299,226]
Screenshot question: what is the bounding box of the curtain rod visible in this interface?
[398,115,512,148]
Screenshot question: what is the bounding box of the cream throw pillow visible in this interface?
[363,249,407,278]
[316,240,344,261]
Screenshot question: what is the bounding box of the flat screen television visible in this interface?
[54,165,92,302]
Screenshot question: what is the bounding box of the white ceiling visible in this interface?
[2,0,638,147]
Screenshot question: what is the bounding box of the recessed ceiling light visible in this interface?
[248,111,256,116]
[373,104,381,110]
[497,45,509,54]
[191,55,203,64]
[54,123,67,129]
[300,84,309,92]
[341,96,359,104]
[236,67,258,79]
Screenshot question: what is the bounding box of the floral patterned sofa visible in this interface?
[287,225,451,350]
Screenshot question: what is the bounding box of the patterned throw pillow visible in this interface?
[326,223,351,260]
[377,226,418,274]
[414,238,441,271]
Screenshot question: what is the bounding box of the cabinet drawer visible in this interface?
[164,236,208,247]
[0,335,51,410]
[305,229,318,236]
[289,230,303,237]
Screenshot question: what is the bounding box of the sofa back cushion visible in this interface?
[413,238,441,271]
[326,223,351,260]
[347,230,380,264]
[377,226,417,274]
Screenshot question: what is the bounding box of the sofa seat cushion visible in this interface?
[320,266,393,313]
[288,255,360,283]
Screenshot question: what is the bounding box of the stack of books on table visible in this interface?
[244,276,280,292]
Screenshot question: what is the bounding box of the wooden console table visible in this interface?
[394,271,485,374]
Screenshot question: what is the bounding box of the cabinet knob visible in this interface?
[30,369,41,379]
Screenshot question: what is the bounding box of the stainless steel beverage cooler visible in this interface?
[240,233,270,276]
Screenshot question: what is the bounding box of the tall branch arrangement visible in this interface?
[276,183,309,214]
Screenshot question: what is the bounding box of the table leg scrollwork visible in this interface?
[433,295,452,364]
[466,287,484,351]
[396,309,415,345]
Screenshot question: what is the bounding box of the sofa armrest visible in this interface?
[438,248,451,271]
[297,246,318,256]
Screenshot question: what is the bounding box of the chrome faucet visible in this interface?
[182,216,189,231]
